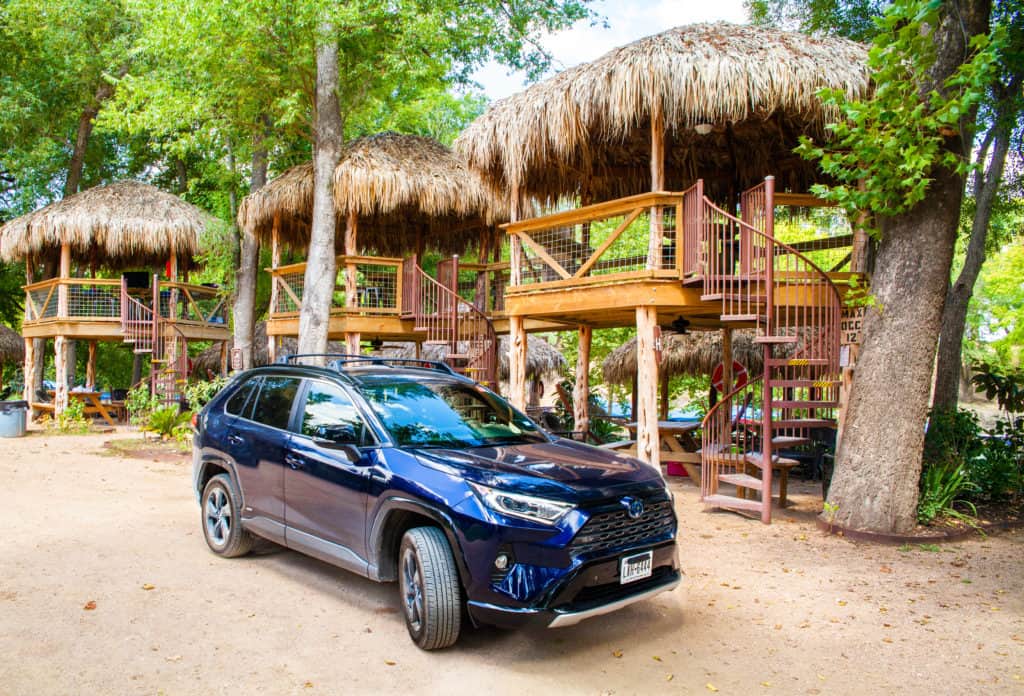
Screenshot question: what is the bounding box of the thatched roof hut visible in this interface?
[0,325,24,365]
[455,23,869,202]
[371,336,566,381]
[238,132,508,256]
[602,330,763,386]
[0,181,214,269]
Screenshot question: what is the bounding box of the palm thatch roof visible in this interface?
[371,335,566,381]
[0,181,213,269]
[238,132,508,256]
[0,325,24,364]
[602,330,763,386]
[455,22,869,203]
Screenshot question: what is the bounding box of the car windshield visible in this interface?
[360,378,548,448]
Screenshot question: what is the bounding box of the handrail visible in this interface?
[23,277,121,291]
[503,190,684,234]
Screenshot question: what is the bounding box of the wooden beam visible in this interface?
[502,191,684,236]
[86,340,97,390]
[648,106,665,269]
[22,337,34,405]
[509,184,522,286]
[57,243,71,318]
[345,210,358,309]
[660,373,669,420]
[773,192,835,208]
[574,208,643,278]
[516,230,571,280]
[508,315,527,410]
[54,335,68,416]
[574,325,592,435]
[635,306,660,466]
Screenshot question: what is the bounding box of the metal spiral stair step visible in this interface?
[701,493,763,513]
[717,473,764,491]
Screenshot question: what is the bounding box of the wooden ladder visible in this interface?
[684,178,842,523]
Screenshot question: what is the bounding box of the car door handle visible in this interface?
[284,454,305,470]
[227,434,244,446]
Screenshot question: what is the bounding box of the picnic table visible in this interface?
[36,391,118,426]
[602,420,703,483]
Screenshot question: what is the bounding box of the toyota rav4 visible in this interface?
[192,356,680,649]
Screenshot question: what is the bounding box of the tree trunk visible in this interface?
[66,80,116,196]
[233,130,268,370]
[826,0,990,534]
[932,81,1017,410]
[297,28,343,358]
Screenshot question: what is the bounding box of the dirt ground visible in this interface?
[1,430,1022,696]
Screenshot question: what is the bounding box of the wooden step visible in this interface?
[755,335,799,344]
[771,435,811,447]
[744,417,834,430]
[702,493,763,513]
[721,314,764,323]
[423,340,451,346]
[745,452,801,469]
[766,358,830,367]
[774,400,839,409]
[769,379,840,389]
[681,275,704,287]
[717,473,763,491]
[701,293,767,303]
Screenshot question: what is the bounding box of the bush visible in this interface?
[969,416,1024,502]
[917,463,978,526]
[182,376,228,411]
[923,407,984,470]
[145,406,192,440]
[125,386,161,428]
[55,398,90,434]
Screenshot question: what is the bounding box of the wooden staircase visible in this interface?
[401,256,497,387]
[120,275,188,405]
[685,178,842,524]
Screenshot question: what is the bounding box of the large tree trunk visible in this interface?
[297,29,343,357]
[66,80,115,197]
[932,80,1018,410]
[827,0,990,534]
[233,130,268,370]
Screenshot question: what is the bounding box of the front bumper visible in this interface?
[466,542,680,629]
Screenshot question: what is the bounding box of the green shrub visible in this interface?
[145,406,192,440]
[923,407,984,470]
[182,376,228,411]
[125,386,161,427]
[917,463,979,526]
[55,397,90,434]
[969,416,1024,502]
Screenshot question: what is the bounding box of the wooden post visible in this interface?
[22,338,34,405]
[635,305,660,466]
[54,335,69,416]
[86,341,97,390]
[344,210,360,350]
[219,341,229,376]
[57,242,71,318]
[509,316,527,410]
[509,184,522,287]
[574,325,592,436]
[268,213,281,363]
[660,373,670,419]
[647,107,665,270]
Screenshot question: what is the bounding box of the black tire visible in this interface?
[398,527,462,650]
[201,474,254,558]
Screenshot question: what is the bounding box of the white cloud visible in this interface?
[472,0,749,100]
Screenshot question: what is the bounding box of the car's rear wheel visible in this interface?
[399,527,461,650]
[201,474,253,558]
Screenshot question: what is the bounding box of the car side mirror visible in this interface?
[311,437,362,464]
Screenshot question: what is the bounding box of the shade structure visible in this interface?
[601,330,764,386]
[238,132,508,256]
[455,22,869,202]
[371,335,566,382]
[0,181,214,269]
[0,325,24,365]
[190,322,347,377]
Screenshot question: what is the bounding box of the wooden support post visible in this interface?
[86,341,97,391]
[268,215,281,363]
[647,108,665,270]
[509,184,522,286]
[219,341,229,376]
[635,306,660,466]
[57,242,71,318]
[508,315,527,410]
[344,210,360,350]
[660,373,670,420]
[574,325,592,436]
[54,335,69,416]
[22,338,34,405]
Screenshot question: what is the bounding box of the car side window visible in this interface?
[250,376,301,430]
[224,377,260,418]
[300,381,368,446]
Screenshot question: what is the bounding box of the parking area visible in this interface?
[1,431,1022,695]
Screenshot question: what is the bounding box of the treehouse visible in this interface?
[242,132,562,385]
[0,181,230,417]
[453,22,871,522]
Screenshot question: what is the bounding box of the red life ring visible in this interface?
[711,360,748,393]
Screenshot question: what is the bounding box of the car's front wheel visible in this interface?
[399,527,461,649]
[201,474,254,558]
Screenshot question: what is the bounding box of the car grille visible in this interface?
[569,499,675,557]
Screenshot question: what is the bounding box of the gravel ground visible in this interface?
[1,430,1022,696]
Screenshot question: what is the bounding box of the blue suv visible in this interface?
[192,356,680,649]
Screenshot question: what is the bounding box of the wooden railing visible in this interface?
[504,192,684,287]
[270,256,403,316]
[455,261,509,313]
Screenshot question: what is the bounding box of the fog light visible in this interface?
[494,552,511,571]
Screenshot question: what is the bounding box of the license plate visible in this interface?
[620,550,653,584]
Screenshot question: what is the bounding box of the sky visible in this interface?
[472,0,749,100]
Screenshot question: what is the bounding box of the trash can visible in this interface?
[0,400,28,438]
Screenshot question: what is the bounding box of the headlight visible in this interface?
[468,482,574,525]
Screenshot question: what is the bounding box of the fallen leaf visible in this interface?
[773,624,782,630]
[384,660,396,666]
[837,600,848,606]
[612,650,623,658]
[879,566,893,574]
[666,674,674,682]
[165,655,182,662]
[882,638,893,644]
[706,684,719,692]
[304,682,313,689]
[817,675,826,681]
[652,655,662,662]
[142,584,155,591]
[83,600,97,611]
[761,681,772,687]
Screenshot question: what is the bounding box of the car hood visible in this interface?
[414,438,665,502]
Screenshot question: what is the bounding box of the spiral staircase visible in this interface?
[120,276,188,405]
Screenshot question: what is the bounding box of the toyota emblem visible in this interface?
[621,496,644,519]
